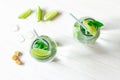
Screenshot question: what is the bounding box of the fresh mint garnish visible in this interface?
[93,20,104,28]
[87,20,104,28]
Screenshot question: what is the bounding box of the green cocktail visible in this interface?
[30,35,57,62]
[73,17,103,44]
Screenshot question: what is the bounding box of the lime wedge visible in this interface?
[36,6,42,22]
[83,20,97,36]
[44,10,58,21]
[18,9,32,19]
[31,48,51,57]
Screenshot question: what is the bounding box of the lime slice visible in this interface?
[31,48,51,57]
[18,9,32,19]
[83,20,97,36]
[44,10,58,21]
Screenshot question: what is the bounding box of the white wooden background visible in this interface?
[0,0,120,80]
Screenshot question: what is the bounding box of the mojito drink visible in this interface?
[74,17,103,44]
[30,35,57,62]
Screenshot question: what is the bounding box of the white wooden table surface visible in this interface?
[0,0,120,80]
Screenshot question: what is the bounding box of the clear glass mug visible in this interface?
[73,17,100,44]
[30,35,57,62]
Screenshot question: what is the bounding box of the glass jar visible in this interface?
[73,17,100,44]
[30,35,57,62]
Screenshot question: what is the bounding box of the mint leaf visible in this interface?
[88,21,94,26]
[93,20,104,28]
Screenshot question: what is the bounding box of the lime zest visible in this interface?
[31,48,51,57]
[18,9,33,19]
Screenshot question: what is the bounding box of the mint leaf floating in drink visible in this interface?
[83,20,97,36]
[18,9,33,19]
[88,20,94,26]
[31,48,51,57]
[44,10,58,21]
[36,6,42,22]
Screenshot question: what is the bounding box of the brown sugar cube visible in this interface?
[14,51,21,56]
[12,55,18,60]
[15,59,22,65]
[12,50,23,65]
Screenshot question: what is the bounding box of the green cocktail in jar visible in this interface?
[73,17,103,44]
[30,35,57,62]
